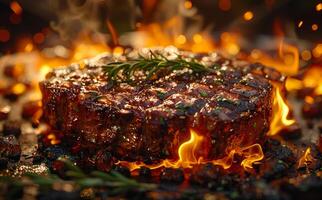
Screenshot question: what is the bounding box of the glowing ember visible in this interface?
[268,86,295,136]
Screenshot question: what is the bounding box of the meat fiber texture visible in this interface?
[40,47,283,164]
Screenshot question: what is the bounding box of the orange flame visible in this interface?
[240,144,265,169]
[132,16,216,53]
[118,129,264,172]
[298,147,315,169]
[177,129,204,167]
[250,39,299,75]
[117,129,204,170]
[212,144,264,170]
[268,85,295,136]
[302,65,322,95]
[286,65,322,95]
[47,133,60,145]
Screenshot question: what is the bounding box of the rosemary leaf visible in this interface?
[102,51,214,82]
[1,159,157,195]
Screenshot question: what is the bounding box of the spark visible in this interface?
[184,1,192,9]
[298,21,303,28]
[10,1,22,15]
[316,3,322,11]
[243,11,254,21]
[311,24,318,31]
[301,50,311,61]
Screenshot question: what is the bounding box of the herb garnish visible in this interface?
[0,159,156,195]
[102,51,214,82]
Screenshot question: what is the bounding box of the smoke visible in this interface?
[50,0,136,44]
[49,0,207,47]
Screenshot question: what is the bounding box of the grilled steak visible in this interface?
[40,47,282,164]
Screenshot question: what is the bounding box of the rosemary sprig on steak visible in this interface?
[0,159,157,195]
[102,51,214,82]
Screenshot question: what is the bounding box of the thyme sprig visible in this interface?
[0,159,157,195]
[102,50,214,82]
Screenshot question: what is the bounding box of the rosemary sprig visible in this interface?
[102,51,214,82]
[0,159,157,195]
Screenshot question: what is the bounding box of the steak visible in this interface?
[40,47,282,164]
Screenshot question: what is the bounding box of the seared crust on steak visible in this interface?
[40,47,282,163]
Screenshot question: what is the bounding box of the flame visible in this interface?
[117,129,204,170]
[285,65,322,95]
[177,129,204,167]
[239,144,264,169]
[298,147,315,169]
[268,85,295,136]
[47,133,61,145]
[212,144,264,170]
[131,16,216,53]
[220,32,240,55]
[250,39,299,75]
[302,65,322,95]
[117,129,264,172]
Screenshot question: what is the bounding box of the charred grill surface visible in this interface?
[40,48,281,164]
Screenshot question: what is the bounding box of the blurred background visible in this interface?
[0,0,321,55]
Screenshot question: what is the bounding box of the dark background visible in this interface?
[0,0,321,55]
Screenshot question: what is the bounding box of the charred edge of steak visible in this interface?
[40,49,282,164]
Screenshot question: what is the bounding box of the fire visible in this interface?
[130,16,216,53]
[250,39,299,75]
[268,85,295,136]
[177,129,204,167]
[117,129,204,170]
[240,144,264,169]
[286,65,322,95]
[302,65,322,95]
[5,0,320,174]
[117,129,264,172]
[72,41,109,61]
[220,32,240,55]
[298,147,315,169]
[212,144,264,170]
[46,133,60,145]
